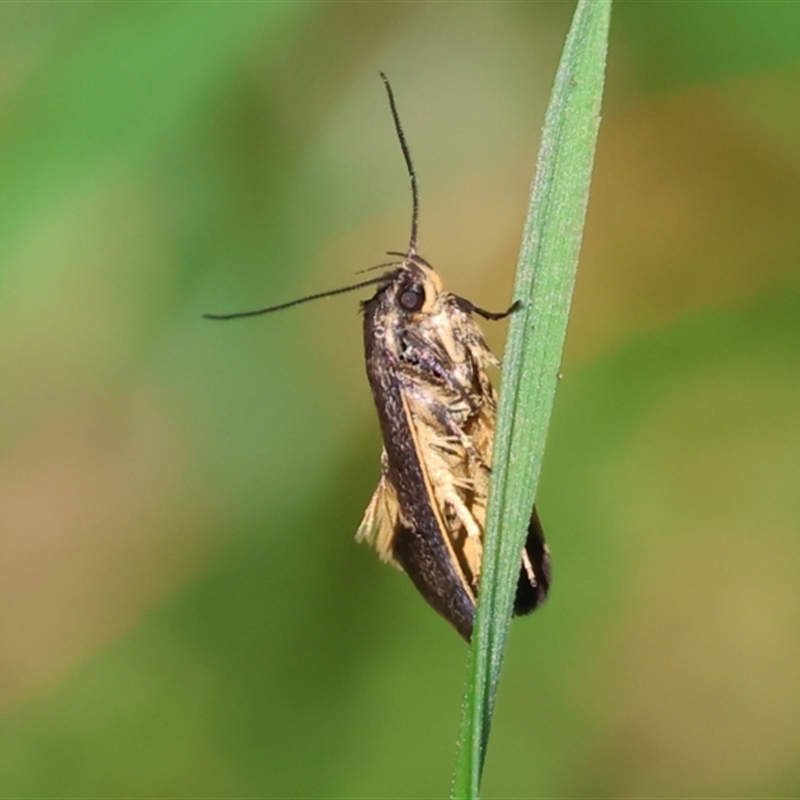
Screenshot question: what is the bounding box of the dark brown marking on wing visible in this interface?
[393,523,475,641]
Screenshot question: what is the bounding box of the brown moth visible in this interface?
[205,75,551,641]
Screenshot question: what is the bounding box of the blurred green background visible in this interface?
[0,2,799,797]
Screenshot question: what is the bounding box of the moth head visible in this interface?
[390,253,443,316]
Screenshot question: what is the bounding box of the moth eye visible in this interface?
[399,286,425,312]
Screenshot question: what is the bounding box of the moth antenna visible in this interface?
[205,77,416,322]
[380,72,419,254]
[203,274,392,320]
[356,259,404,275]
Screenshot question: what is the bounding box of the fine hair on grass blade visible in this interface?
[451,1,612,798]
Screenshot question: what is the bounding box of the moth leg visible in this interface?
[452,425,489,473]
[427,400,490,472]
[428,432,462,458]
[435,470,482,540]
[397,337,493,420]
[521,548,537,584]
[403,380,486,469]
[430,464,484,585]
[454,296,522,321]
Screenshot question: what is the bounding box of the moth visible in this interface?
[205,75,551,641]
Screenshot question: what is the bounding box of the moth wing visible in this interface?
[356,453,403,571]
[390,393,480,641]
[398,389,483,595]
[401,384,551,618]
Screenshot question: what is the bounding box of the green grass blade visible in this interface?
[452,1,612,797]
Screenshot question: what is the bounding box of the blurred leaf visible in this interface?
[0,2,314,279]
[617,1,800,90]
